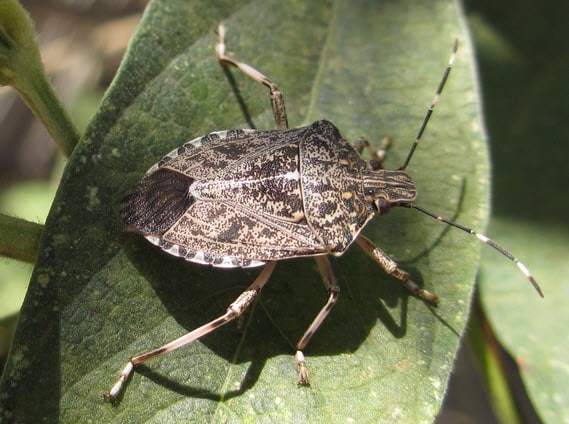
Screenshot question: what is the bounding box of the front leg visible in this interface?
[356,234,438,305]
[354,136,391,170]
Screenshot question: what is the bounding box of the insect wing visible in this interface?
[156,128,297,179]
[159,199,325,267]
[124,126,329,268]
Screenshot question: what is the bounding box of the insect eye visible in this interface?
[374,198,391,215]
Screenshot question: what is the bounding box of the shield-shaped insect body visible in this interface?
[105,24,541,402]
[120,120,416,268]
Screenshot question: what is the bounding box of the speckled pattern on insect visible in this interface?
[106,23,542,402]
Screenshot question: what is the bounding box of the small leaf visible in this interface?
[1,0,484,422]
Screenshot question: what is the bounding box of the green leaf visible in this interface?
[467,4,569,422]
[0,0,484,422]
[479,221,568,423]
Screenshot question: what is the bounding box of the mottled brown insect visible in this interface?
[106,24,542,402]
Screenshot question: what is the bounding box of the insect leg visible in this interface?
[294,256,341,386]
[356,234,439,305]
[354,136,392,170]
[216,23,288,130]
[104,261,277,402]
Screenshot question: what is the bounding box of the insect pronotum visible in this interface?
[105,24,543,402]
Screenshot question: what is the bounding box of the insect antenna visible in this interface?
[399,39,458,171]
[400,202,544,297]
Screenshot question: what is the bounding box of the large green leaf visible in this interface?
[1,0,484,422]
[466,2,569,422]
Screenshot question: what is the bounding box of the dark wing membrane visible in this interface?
[120,129,298,235]
[119,169,194,235]
[161,200,326,264]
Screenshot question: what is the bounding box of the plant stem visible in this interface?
[0,213,43,264]
[468,291,522,424]
[1,0,80,157]
[13,64,80,157]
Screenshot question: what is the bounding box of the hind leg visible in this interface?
[216,23,288,129]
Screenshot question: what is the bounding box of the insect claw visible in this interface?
[104,360,134,403]
[405,277,439,305]
[418,289,439,306]
[295,350,310,386]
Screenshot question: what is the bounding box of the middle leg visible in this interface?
[294,255,341,386]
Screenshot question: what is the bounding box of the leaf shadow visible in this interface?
[120,231,453,401]
[135,352,266,401]
[405,177,467,265]
[220,65,257,129]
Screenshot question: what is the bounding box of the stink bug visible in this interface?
[105,24,542,401]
